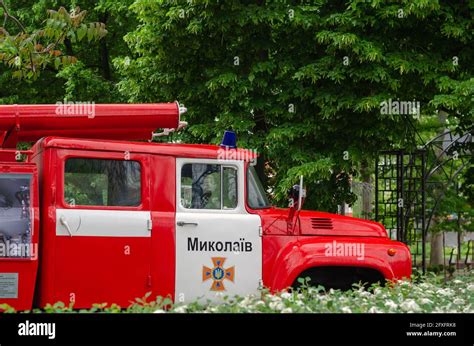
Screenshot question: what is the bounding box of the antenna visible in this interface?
[298,175,304,211]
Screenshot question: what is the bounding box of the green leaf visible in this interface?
[87,25,94,41]
[77,24,87,41]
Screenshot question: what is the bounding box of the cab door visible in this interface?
[175,158,262,303]
[53,150,152,307]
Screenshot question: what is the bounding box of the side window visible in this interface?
[64,158,141,207]
[181,163,238,210]
[0,173,33,258]
[247,165,270,209]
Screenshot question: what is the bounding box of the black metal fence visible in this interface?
[375,150,426,272]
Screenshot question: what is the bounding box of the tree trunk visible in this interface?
[430,231,444,266]
[64,38,74,56]
[360,159,372,219]
[98,12,111,81]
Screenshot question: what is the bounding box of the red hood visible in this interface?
[258,207,388,238]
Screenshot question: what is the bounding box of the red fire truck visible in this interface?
[0,103,411,311]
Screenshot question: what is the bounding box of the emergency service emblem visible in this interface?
[202,257,235,291]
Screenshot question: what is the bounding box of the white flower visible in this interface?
[341,307,352,313]
[281,307,293,313]
[467,284,474,292]
[269,301,285,311]
[270,295,282,303]
[453,298,464,305]
[420,298,433,305]
[153,309,166,313]
[368,306,382,313]
[373,288,383,295]
[437,288,453,297]
[385,300,398,310]
[400,299,421,312]
[173,305,187,313]
[238,296,253,308]
[398,280,411,287]
[453,280,463,284]
[358,291,372,298]
[295,300,304,307]
[280,292,292,300]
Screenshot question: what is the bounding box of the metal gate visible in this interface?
[375,150,426,271]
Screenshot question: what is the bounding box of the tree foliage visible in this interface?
[0,0,135,104]
[0,1,106,79]
[115,0,473,211]
[0,0,471,214]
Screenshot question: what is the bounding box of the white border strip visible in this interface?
[56,209,151,237]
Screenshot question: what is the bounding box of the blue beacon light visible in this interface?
[220,130,237,149]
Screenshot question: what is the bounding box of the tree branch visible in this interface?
[0,0,35,71]
[0,0,27,33]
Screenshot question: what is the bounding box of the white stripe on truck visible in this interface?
[56,209,151,237]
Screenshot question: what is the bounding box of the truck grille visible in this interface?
[310,217,333,230]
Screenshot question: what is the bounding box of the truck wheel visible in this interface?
[292,266,385,291]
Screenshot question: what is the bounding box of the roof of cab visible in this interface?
[31,136,257,160]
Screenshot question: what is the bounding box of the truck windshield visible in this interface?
[247,165,271,209]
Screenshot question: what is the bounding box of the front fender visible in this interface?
[266,236,409,291]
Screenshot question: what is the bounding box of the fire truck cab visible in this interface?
[0,103,411,310]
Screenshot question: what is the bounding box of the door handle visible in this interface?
[177,221,198,227]
[59,215,73,237]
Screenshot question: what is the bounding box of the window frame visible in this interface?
[177,158,243,213]
[60,152,146,211]
[0,172,35,259]
[179,162,238,211]
[221,165,238,210]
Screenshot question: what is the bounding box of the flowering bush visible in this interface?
[1,272,472,313]
[160,272,473,314]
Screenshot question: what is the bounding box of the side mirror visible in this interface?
[287,176,306,210]
[287,184,301,202]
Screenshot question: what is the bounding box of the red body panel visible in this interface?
[297,210,387,237]
[262,235,411,291]
[148,155,176,302]
[31,137,258,160]
[249,207,411,291]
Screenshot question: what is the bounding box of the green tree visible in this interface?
[115,0,473,212]
[0,1,106,78]
[0,0,135,104]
